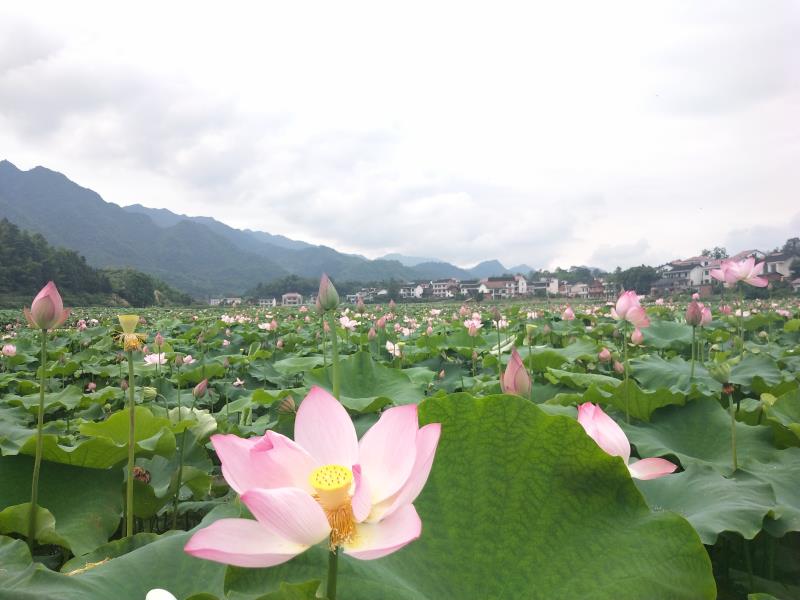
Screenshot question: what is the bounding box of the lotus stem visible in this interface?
[126,350,136,537]
[495,324,502,380]
[327,545,340,600]
[622,324,630,423]
[690,326,696,380]
[27,328,48,552]
[728,390,738,472]
[327,312,341,399]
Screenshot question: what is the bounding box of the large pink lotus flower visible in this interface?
[612,290,650,329]
[24,282,70,330]
[501,348,532,397]
[577,403,676,480]
[185,387,440,566]
[710,258,768,288]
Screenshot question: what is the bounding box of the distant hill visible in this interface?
[0,160,539,296]
[379,253,441,267]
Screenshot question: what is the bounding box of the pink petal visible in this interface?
[374,423,441,522]
[344,504,421,560]
[626,306,650,329]
[211,433,268,494]
[251,431,319,493]
[351,464,372,522]
[358,405,419,504]
[627,457,677,480]
[709,269,725,282]
[745,276,768,288]
[295,386,359,467]
[184,518,307,568]
[241,487,330,546]
[576,403,631,463]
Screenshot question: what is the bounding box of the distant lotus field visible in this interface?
[0,278,799,599]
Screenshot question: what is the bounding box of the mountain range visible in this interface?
[0,160,535,297]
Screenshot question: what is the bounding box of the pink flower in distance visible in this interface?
[577,403,676,480]
[501,348,532,397]
[144,353,167,365]
[24,282,70,330]
[561,306,575,321]
[184,386,440,566]
[1,344,16,357]
[612,290,650,329]
[710,258,768,288]
[720,304,732,316]
[598,347,612,363]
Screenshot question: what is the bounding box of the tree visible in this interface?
[701,247,728,259]
[782,237,800,255]
[612,265,659,295]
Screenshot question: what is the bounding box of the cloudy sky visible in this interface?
[1,1,798,271]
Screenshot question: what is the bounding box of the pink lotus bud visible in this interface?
[193,379,208,398]
[24,281,70,330]
[1,344,16,357]
[685,301,703,327]
[368,327,377,340]
[459,305,469,317]
[174,354,184,367]
[720,304,732,316]
[562,306,575,321]
[468,322,479,337]
[270,319,278,331]
[613,360,624,374]
[375,316,386,330]
[501,348,532,397]
[631,328,644,345]
[317,273,340,311]
[598,348,612,363]
[276,339,284,349]
[700,306,712,327]
[86,381,97,392]
[426,326,433,336]
[356,296,366,313]
[155,332,164,346]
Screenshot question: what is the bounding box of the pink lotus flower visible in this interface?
[655,298,664,306]
[630,328,644,345]
[185,387,440,566]
[24,282,70,330]
[501,348,532,397]
[386,341,402,357]
[700,306,712,326]
[464,318,482,336]
[710,258,768,288]
[598,347,611,363]
[691,292,700,300]
[222,339,231,347]
[85,381,97,393]
[76,319,87,331]
[685,301,703,327]
[182,355,196,365]
[339,316,358,331]
[144,353,167,365]
[561,306,575,321]
[612,290,650,329]
[233,377,245,387]
[577,403,676,480]
[1,344,16,357]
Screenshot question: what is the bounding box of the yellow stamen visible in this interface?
[310,464,356,548]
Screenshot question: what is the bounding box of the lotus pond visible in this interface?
[0,293,799,600]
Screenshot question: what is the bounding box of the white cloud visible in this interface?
[0,1,798,272]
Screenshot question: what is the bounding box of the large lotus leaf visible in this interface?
[271,356,324,376]
[224,394,715,600]
[730,354,784,391]
[635,463,776,544]
[631,354,721,394]
[0,504,68,548]
[0,455,122,555]
[521,339,598,372]
[545,367,620,389]
[2,386,84,413]
[306,351,424,410]
[578,380,687,421]
[15,406,176,468]
[445,329,488,349]
[621,399,778,476]
[764,389,800,444]
[0,406,63,456]
[746,447,800,537]
[642,320,693,349]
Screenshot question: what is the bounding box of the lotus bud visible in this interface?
[692,292,700,300]
[356,296,366,314]
[708,361,732,384]
[270,319,278,331]
[426,326,433,335]
[630,328,644,345]
[368,327,377,340]
[389,299,397,310]
[174,354,184,367]
[315,297,324,315]
[700,306,712,327]
[317,273,340,312]
[143,386,157,400]
[24,281,71,330]
[501,348,532,398]
[685,301,703,327]
[120,379,129,391]
[491,306,502,321]
[85,381,97,392]
[598,348,612,363]
[376,316,386,330]
[459,305,469,317]
[438,369,445,379]
[613,360,624,374]
[155,332,164,346]
[276,339,284,349]
[2,344,16,357]
[277,395,297,414]
[193,379,208,399]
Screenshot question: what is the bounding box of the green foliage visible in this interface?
[611,264,659,294]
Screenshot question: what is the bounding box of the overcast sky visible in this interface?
[1,1,798,271]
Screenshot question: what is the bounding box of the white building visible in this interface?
[281,292,303,306]
[399,284,424,299]
[258,298,277,307]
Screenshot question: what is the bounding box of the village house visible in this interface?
[482,277,519,299]
[281,292,303,306]
[431,279,459,298]
[258,298,277,307]
[399,284,424,299]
